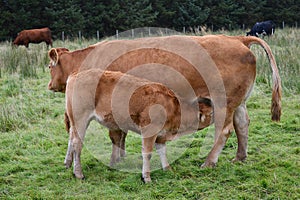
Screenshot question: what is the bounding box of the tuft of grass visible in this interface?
[0,43,49,78]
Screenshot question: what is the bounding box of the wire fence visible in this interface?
[59,21,299,41]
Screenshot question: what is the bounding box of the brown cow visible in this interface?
[64,68,213,182]
[48,35,281,178]
[13,27,52,48]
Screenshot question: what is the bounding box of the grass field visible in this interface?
[0,28,299,199]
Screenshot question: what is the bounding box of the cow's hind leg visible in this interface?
[46,40,53,49]
[120,131,127,158]
[233,103,250,162]
[109,130,127,166]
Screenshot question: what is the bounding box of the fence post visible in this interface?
[97,30,99,40]
[148,27,151,37]
[78,31,81,40]
[295,22,298,28]
[131,29,134,38]
[116,30,119,39]
[282,21,285,29]
[183,27,185,34]
[62,31,64,41]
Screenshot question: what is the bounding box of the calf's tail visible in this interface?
[239,36,282,121]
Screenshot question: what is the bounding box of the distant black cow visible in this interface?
[246,20,275,37]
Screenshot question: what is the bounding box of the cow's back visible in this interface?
[14,27,52,46]
[86,35,256,112]
[28,28,51,43]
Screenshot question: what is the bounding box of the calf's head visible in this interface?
[197,97,214,129]
[47,48,70,92]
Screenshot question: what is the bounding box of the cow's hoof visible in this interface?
[201,161,216,168]
[110,156,123,167]
[109,160,117,167]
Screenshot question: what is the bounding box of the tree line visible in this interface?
[0,0,299,41]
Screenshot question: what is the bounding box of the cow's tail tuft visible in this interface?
[240,36,282,121]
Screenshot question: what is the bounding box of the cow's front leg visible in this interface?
[201,121,234,167]
[120,131,127,158]
[141,135,156,183]
[155,143,171,170]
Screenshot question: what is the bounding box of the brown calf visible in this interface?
[65,69,213,182]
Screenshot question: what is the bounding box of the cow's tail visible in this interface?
[239,36,282,121]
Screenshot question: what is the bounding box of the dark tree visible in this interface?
[0,0,299,41]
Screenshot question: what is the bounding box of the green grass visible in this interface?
[0,29,299,199]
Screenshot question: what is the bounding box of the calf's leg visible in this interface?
[64,125,84,179]
[155,143,171,170]
[64,127,74,168]
[141,135,157,183]
[66,111,127,167]
[65,111,90,179]
[65,125,85,179]
[233,103,250,162]
[72,132,84,179]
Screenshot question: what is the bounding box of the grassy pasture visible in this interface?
[0,29,299,199]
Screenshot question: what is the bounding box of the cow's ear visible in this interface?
[48,48,59,63]
[56,47,69,54]
[48,48,69,63]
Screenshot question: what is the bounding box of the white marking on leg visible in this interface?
[155,143,170,170]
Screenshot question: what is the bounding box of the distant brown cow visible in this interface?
[64,68,213,182]
[48,35,281,179]
[13,27,52,48]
